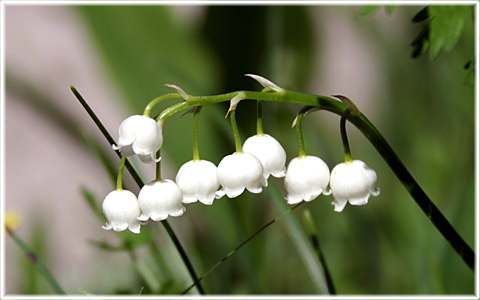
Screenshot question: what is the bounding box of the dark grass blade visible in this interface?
[303,209,336,294]
[181,203,303,294]
[6,226,66,294]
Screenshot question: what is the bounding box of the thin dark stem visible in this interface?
[159,89,475,271]
[71,86,206,293]
[70,86,143,186]
[163,222,205,294]
[181,203,303,294]
[294,99,474,271]
[309,233,336,294]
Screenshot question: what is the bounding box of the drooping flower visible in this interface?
[112,115,162,163]
[329,160,380,212]
[137,180,186,221]
[176,160,220,205]
[215,152,267,198]
[102,190,142,234]
[284,156,331,204]
[242,134,287,180]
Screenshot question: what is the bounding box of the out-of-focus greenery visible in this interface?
[411,6,473,59]
[11,5,475,295]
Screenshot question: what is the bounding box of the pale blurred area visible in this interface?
[4,5,474,295]
[5,5,136,293]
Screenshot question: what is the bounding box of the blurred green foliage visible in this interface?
[7,5,474,295]
[411,6,473,59]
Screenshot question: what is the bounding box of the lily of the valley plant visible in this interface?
[69,73,473,295]
[101,74,381,234]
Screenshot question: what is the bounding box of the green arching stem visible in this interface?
[344,112,474,270]
[143,93,182,117]
[295,111,307,158]
[158,90,342,122]
[340,111,352,162]
[156,89,475,271]
[116,156,127,190]
[193,107,202,161]
[230,110,243,153]
[257,100,264,135]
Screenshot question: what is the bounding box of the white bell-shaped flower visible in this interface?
[137,180,186,221]
[284,156,331,204]
[329,160,381,212]
[102,190,142,234]
[113,115,162,164]
[215,152,267,198]
[242,134,287,179]
[176,160,220,205]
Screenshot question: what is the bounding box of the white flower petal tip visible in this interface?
[242,134,287,180]
[226,92,246,117]
[102,190,142,234]
[217,152,266,198]
[245,74,284,93]
[116,115,163,163]
[332,199,348,212]
[330,160,380,212]
[164,84,191,100]
[284,156,330,204]
[176,160,220,205]
[214,190,226,199]
[138,180,186,221]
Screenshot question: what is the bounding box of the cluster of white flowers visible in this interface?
[102,108,380,234]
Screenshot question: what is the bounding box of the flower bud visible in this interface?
[176,160,220,205]
[242,134,287,180]
[102,190,142,234]
[329,160,380,212]
[113,115,162,163]
[215,152,267,198]
[284,156,331,204]
[137,180,186,221]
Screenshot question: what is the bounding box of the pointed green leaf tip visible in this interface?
[411,6,472,59]
[428,6,470,59]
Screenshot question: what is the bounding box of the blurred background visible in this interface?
[4,4,475,295]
